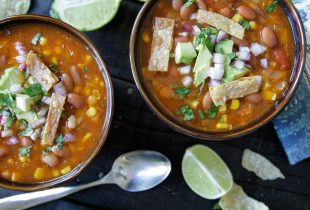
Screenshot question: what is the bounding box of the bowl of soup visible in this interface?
[0,15,113,191]
[130,0,306,140]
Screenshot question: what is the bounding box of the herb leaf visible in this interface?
[175,88,191,99]
[177,105,195,121]
[18,127,33,137]
[198,109,205,119]
[23,83,44,97]
[31,33,42,45]
[19,146,33,157]
[184,0,196,7]
[0,92,14,108]
[49,64,59,75]
[54,134,64,148]
[205,103,218,119]
[240,19,250,29]
[266,0,279,13]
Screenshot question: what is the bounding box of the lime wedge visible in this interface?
[181,144,233,199]
[52,0,122,31]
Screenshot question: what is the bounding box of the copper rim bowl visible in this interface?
[130,0,306,140]
[0,15,114,191]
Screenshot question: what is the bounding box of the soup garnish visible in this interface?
[140,0,294,131]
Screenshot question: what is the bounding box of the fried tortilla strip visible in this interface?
[26,51,59,91]
[197,9,245,40]
[42,93,66,145]
[209,76,262,106]
[148,17,175,71]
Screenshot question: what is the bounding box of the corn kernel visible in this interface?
[142,32,150,43]
[263,81,271,90]
[230,99,240,110]
[39,37,48,46]
[7,158,14,164]
[43,50,51,57]
[19,156,28,163]
[61,166,71,175]
[51,57,58,65]
[34,168,45,180]
[85,55,92,63]
[190,100,199,109]
[86,107,97,117]
[232,14,243,22]
[249,21,257,30]
[82,132,92,143]
[263,90,277,101]
[219,104,227,113]
[2,171,10,179]
[216,122,230,129]
[53,170,61,177]
[221,115,228,123]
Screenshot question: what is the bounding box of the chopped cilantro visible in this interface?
[18,127,33,137]
[54,134,64,148]
[194,27,219,52]
[198,109,205,119]
[266,0,279,13]
[49,64,59,75]
[175,88,191,99]
[240,19,250,29]
[19,146,33,157]
[23,83,44,97]
[205,103,218,119]
[31,33,42,45]
[4,113,14,128]
[177,105,195,121]
[0,92,14,108]
[60,111,68,120]
[184,0,196,7]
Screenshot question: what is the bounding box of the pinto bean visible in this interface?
[219,7,233,18]
[61,73,74,92]
[230,37,250,47]
[52,146,69,158]
[202,92,212,110]
[245,93,262,104]
[0,146,8,158]
[68,93,84,108]
[196,0,207,10]
[172,0,184,11]
[70,66,82,86]
[20,137,33,147]
[261,27,278,48]
[237,5,257,20]
[250,53,259,70]
[180,3,197,19]
[41,154,59,167]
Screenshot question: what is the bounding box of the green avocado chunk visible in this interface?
[222,66,250,83]
[215,40,234,54]
[193,45,212,86]
[0,67,24,91]
[175,42,197,65]
[15,94,36,112]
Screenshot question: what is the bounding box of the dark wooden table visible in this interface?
[0,1,309,209]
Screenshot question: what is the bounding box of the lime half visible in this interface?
[182,145,233,199]
[52,0,122,31]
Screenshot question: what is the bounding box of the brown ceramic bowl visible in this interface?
[130,0,306,140]
[0,15,114,191]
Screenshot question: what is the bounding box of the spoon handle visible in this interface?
[0,173,114,210]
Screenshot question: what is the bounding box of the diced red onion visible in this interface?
[237,51,250,61]
[15,55,26,64]
[42,96,51,105]
[30,132,39,141]
[30,118,46,129]
[53,82,67,97]
[178,32,189,37]
[7,136,19,145]
[209,35,217,45]
[18,63,27,70]
[64,133,75,143]
[250,42,267,56]
[192,25,201,34]
[239,46,250,52]
[179,65,191,75]
[260,58,268,68]
[208,79,222,87]
[37,107,48,117]
[1,130,13,138]
[182,76,193,87]
[190,13,197,20]
[10,84,22,93]
[213,53,225,64]
[216,30,227,42]
[183,23,192,32]
[210,67,224,80]
[14,42,28,55]
[255,75,263,87]
[0,115,8,125]
[233,60,245,70]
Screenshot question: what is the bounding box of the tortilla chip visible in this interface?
[209,76,261,106]
[197,9,245,40]
[0,0,31,19]
[148,17,175,72]
[219,183,269,210]
[242,149,285,180]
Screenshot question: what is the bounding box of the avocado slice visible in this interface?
[215,40,234,54]
[15,94,36,112]
[14,108,37,123]
[175,42,197,65]
[193,45,212,86]
[0,67,24,91]
[222,66,250,83]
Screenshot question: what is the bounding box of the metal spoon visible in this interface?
[0,150,171,210]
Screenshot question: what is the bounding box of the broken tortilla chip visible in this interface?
[197,9,245,40]
[219,183,269,210]
[242,149,285,180]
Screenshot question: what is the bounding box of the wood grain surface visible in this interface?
[0,1,309,210]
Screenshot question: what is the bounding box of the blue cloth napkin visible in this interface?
[273,0,310,165]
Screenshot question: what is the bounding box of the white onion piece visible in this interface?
[30,132,39,141]
[210,67,224,80]
[213,53,225,64]
[260,58,268,68]
[239,46,250,52]
[210,35,217,45]
[182,76,193,87]
[37,107,48,117]
[179,65,191,75]
[190,13,197,20]
[7,136,19,145]
[250,42,267,56]
[1,130,13,138]
[10,84,22,93]
[178,32,189,37]
[255,75,263,87]
[233,60,245,70]
[216,30,227,42]
[30,118,46,129]
[42,96,51,105]
[64,133,75,143]
[192,25,201,34]
[15,55,26,64]
[237,51,250,61]
[214,63,224,69]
